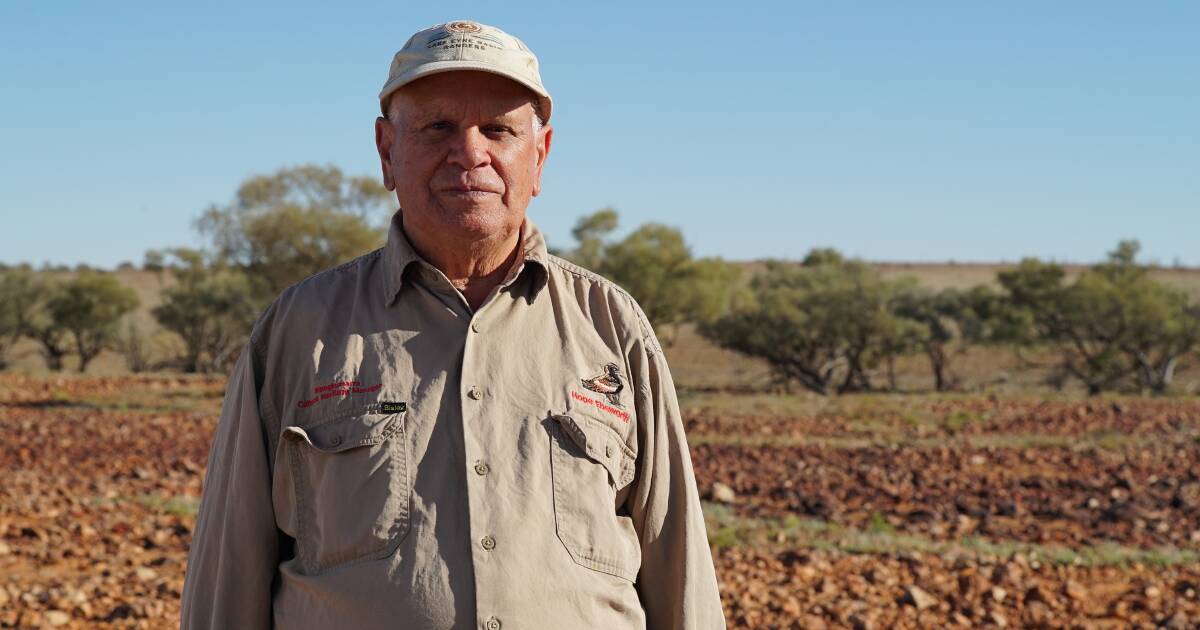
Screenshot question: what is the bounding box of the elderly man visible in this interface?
[180,20,725,630]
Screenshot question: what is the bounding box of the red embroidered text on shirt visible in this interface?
[571,389,630,423]
[297,380,382,408]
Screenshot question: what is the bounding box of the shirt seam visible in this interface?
[247,333,280,461]
[546,255,661,355]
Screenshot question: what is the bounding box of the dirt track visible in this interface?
[2,375,1198,628]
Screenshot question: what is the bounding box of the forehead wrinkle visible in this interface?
[395,93,534,128]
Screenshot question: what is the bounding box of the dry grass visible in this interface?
[702,502,1200,567]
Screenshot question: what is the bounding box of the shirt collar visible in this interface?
[381,210,550,307]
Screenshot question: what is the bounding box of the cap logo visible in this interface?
[445,21,482,34]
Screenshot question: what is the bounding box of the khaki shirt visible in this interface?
[179,212,726,630]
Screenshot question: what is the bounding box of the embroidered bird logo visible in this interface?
[581,362,624,406]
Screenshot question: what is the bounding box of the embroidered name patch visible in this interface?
[380,401,408,414]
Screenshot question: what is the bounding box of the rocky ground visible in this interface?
[1,374,1198,628]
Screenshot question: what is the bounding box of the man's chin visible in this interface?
[433,207,520,240]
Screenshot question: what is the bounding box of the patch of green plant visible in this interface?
[135,493,201,517]
[866,512,895,534]
[943,409,984,432]
[701,505,1200,567]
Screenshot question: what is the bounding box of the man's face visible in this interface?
[375,71,552,243]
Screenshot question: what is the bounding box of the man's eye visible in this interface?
[426,121,452,131]
[483,125,513,136]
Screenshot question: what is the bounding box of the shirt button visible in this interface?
[470,321,481,333]
[605,442,614,458]
[484,617,501,630]
[480,535,496,550]
[330,434,342,447]
[468,387,483,400]
[474,462,490,476]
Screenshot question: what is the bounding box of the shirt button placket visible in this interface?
[462,308,497,626]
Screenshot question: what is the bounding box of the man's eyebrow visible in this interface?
[403,111,450,127]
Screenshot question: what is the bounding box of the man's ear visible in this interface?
[375,116,395,191]
[531,124,553,198]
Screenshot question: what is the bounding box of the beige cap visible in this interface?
[379,20,552,123]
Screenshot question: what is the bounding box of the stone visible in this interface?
[1027,601,1053,625]
[849,611,878,630]
[135,567,158,582]
[1064,580,1086,601]
[45,610,71,626]
[710,482,737,504]
[799,615,828,630]
[902,585,937,610]
[1177,483,1200,510]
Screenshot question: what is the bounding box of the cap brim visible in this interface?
[378,60,552,122]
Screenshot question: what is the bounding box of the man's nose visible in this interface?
[446,128,490,170]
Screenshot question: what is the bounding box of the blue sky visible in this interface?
[1,1,1197,268]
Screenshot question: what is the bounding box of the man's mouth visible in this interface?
[439,187,500,198]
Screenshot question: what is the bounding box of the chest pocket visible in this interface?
[282,405,411,575]
[548,411,640,582]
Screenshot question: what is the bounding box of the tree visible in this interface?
[153,249,258,373]
[567,207,618,269]
[112,316,157,373]
[998,241,1200,393]
[1092,242,1200,392]
[18,275,71,371]
[703,253,912,395]
[46,271,140,372]
[683,257,745,328]
[0,266,40,369]
[561,209,742,339]
[893,285,1004,391]
[197,164,391,301]
[598,223,697,329]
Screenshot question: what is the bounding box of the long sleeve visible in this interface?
[180,340,279,629]
[626,329,726,629]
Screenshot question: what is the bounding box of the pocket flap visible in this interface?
[283,408,402,453]
[552,413,636,490]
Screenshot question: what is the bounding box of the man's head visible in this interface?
[374,21,553,245]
